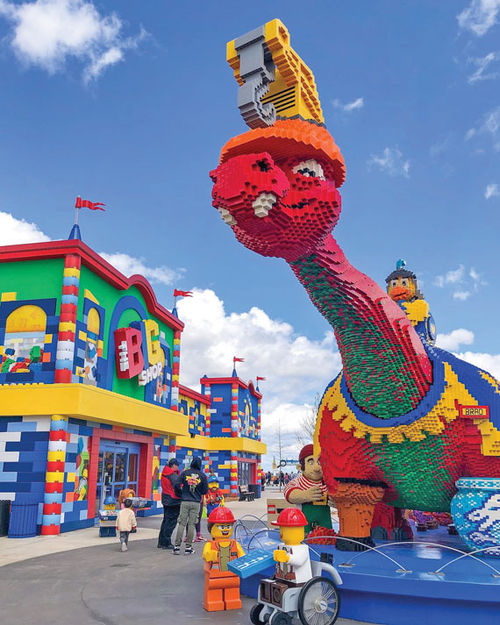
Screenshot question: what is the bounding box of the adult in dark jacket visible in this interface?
[173,456,208,554]
[157,458,181,549]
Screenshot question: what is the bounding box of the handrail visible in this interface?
[336,539,500,578]
[304,536,410,573]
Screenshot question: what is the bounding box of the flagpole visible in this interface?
[75,206,80,225]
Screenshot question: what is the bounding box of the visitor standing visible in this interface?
[173,456,208,554]
[116,498,137,552]
[157,457,181,549]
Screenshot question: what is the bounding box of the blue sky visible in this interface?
[0,1,499,466]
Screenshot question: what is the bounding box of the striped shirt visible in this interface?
[284,475,328,503]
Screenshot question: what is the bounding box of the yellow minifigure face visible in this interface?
[209,481,219,491]
[279,525,305,545]
[387,276,416,302]
[302,455,323,482]
[211,523,234,540]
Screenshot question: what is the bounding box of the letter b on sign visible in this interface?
[114,327,144,379]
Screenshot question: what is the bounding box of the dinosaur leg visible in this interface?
[333,480,386,551]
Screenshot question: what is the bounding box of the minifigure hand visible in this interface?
[305,485,325,502]
[273,549,290,563]
[206,549,218,563]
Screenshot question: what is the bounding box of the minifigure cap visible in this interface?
[208,475,219,484]
[299,444,314,463]
[103,495,116,505]
[208,506,235,524]
[272,507,308,527]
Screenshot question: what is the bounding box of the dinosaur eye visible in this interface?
[292,159,325,180]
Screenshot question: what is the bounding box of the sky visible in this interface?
[0,0,499,469]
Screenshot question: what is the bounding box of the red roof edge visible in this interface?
[0,239,184,331]
[179,384,210,405]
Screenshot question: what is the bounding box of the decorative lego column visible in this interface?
[41,415,69,535]
[231,382,238,437]
[204,383,211,436]
[54,254,81,383]
[171,330,181,410]
[257,396,262,442]
[230,453,238,496]
[168,436,177,458]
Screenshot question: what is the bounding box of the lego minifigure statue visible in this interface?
[202,507,245,611]
[284,444,332,534]
[205,475,225,517]
[272,508,312,584]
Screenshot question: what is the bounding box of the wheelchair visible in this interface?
[249,560,342,625]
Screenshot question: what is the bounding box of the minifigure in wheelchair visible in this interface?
[250,508,342,625]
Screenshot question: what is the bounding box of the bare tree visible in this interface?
[296,392,322,447]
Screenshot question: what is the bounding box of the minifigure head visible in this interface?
[207,506,236,539]
[272,508,308,545]
[103,495,117,511]
[208,475,220,491]
[385,261,422,303]
[299,444,323,483]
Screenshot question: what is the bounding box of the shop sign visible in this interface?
[457,403,489,419]
[114,319,166,386]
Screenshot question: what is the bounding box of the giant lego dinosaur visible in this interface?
[210,20,500,550]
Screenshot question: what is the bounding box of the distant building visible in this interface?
[0,232,265,535]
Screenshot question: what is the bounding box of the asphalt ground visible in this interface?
[0,513,371,625]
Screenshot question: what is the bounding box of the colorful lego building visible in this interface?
[0,230,265,535]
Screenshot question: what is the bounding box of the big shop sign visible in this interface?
[114,319,168,387]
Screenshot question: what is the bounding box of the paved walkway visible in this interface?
[0,490,371,625]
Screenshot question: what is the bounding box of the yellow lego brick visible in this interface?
[63,267,80,279]
[59,321,76,332]
[66,472,76,483]
[48,450,65,462]
[44,334,53,344]
[79,330,87,341]
[1,292,17,302]
[45,471,64,483]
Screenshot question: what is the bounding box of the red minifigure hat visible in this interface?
[299,444,314,463]
[208,506,235,524]
[272,507,308,527]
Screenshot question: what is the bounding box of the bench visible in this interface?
[239,486,256,502]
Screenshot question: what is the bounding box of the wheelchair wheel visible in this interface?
[297,576,340,625]
[250,603,264,625]
[269,611,292,625]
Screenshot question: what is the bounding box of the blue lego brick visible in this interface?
[79,426,93,436]
[227,550,275,579]
[0,417,23,431]
[42,513,61,526]
[7,421,37,432]
[4,462,33,473]
[0,482,33,492]
[0,472,17,482]
[45,492,62,504]
[34,440,50,452]
[68,417,87,427]
[99,423,112,430]
[18,472,46,482]
[61,502,73,513]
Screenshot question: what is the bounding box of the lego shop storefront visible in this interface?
[0,237,266,537]
[0,237,190,536]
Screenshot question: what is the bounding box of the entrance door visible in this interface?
[96,442,140,513]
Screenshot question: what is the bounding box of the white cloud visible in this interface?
[99,252,183,286]
[465,128,477,141]
[467,106,500,150]
[0,210,50,245]
[458,0,500,36]
[468,52,500,83]
[453,290,472,301]
[485,183,500,198]
[332,97,364,112]
[436,328,475,351]
[456,351,500,380]
[176,289,342,467]
[367,147,410,178]
[433,264,486,300]
[0,0,146,82]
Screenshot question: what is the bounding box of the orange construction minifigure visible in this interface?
[202,506,245,611]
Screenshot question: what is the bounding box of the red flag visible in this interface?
[233,357,244,363]
[173,289,193,298]
[256,376,266,381]
[75,196,106,211]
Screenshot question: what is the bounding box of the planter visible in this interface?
[451,477,500,557]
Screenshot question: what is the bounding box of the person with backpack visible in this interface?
[173,456,208,554]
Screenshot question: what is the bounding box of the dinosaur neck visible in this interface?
[289,235,432,418]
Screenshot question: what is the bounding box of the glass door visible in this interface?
[96,442,141,513]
